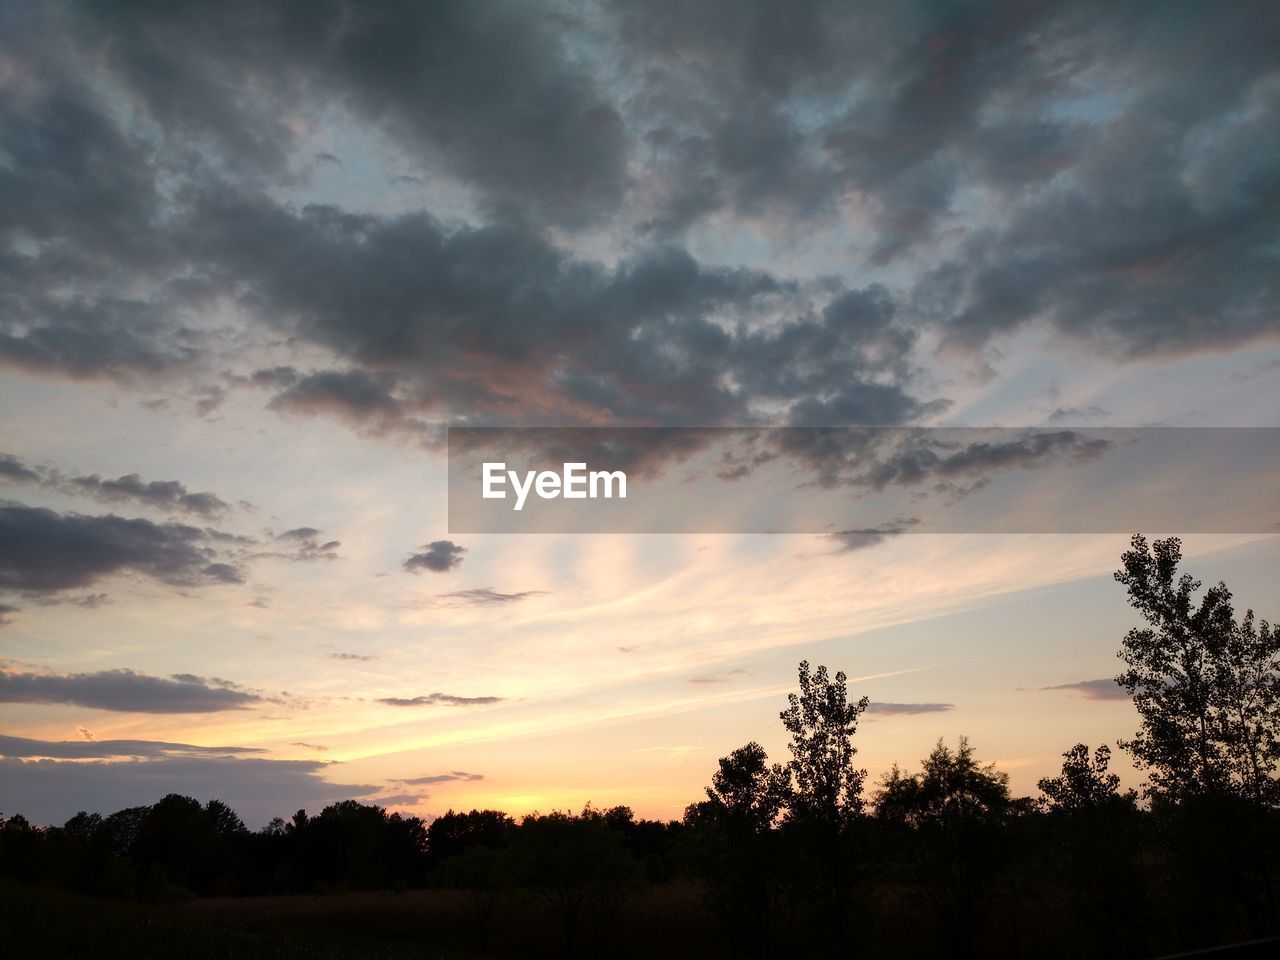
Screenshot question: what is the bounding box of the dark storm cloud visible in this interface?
[0,454,42,484]
[403,541,467,574]
[2,0,932,430]
[614,0,1280,353]
[865,702,955,716]
[0,452,232,517]
[398,771,484,786]
[61,0,627,224]
[0,505,245,593]
[0,668,262,713]
[1,0,1274,433]
[1040,678,1129,701]
[192,194,924,427]
[376,693,504,707]
[267,369,407,434]
[0,752,379,828]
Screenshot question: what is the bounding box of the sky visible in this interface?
[1,0,1278,828]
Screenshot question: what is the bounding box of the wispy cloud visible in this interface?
[434,587,547,606]
[1039,678,1128,701]
[397,770,484,785]
[865,701,955,715]
[376,692,504,707]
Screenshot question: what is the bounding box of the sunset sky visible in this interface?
[2,1,1278,827]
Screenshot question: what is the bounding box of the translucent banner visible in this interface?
[447,427,1280,534]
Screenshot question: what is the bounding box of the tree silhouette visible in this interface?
[1037,744,1136,814]
[778,660,868,826]
[1115,535,1280,936]
[876,737,1012,960]
[1115,534,1280,804]
[685,742,787,957]
[505,806,641,958]
[1036,744,1143,952]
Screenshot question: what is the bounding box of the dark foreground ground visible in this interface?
[2,878,1272,960]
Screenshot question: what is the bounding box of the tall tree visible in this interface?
[778,660,868,826]
[1115,534,1280,805]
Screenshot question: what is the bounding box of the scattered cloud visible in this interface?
[376,692,504,707]
[404,540,467,574]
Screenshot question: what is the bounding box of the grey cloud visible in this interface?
[268,369,406,434]
[436,587,546,606]
[278,527,321,541]
[290,742,328,752]
[0,668,262,713]
[404,541,466,574]
[1040,678,1129,701]
[0,735,263,760]
[620,0,1279,353]
[0,452,232,518]
[327,653,376,662]
[69,473,230,518]
[374,793,425,807]
[0,454,42,484]
[854,431,1111,492]
[376,693,503,707]
[829,518,921,552]
[865,702,955,716]
[195,196,909,427]
[398,771,484,786]
[1,0,1273,434]
[57,0,626,225]
[262,528,341,563]
[0,505,245,593]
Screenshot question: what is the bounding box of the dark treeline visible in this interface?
[2,536,1277,959]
